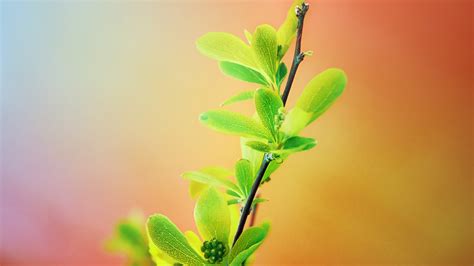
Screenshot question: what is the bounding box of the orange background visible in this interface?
[1,0,473,264]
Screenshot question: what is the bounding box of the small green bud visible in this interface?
[200,237,227,264]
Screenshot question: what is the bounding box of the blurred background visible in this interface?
[1,0,472,264]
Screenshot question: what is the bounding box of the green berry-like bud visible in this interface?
[200,237,227,264]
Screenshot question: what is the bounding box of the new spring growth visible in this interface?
[274,107,286,132]
[108,0,347,264]
[201,238,227,264]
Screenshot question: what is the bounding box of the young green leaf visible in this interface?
[105,216,150,263]
[244,30,253,44]
[252,198,268,208]
[187,166,234,199]
[240,137,265,179]
[254,88,284,140]
[194,187,231,243]
[226,189,242,198]
[196,32,257,69]
[277,0,305,58]
[280,106,313,136]
[184,231,203,255]
[200,110,271,140]
[221,90,255,107]
[245,141,271,152]
[201,166,234,179]
[182,170,241,196]
[282,136,317,153]
[228,204,241,247]
[116,222,147,249]
[262,156,286,182]
[229,223,270,265]
[252,25,278,82]
[235,159,253,196]
[147,214,205,265]
[228,198,243,205]
[296,68,347,122]
[276,62,288,88]
[219,61,268,85]
[189,180,208,200]
[148,233,175,265]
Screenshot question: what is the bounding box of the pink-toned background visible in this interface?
[1,0,472,264]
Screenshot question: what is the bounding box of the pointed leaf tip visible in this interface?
[199,113,209,121]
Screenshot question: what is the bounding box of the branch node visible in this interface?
[297,52,306,63]
[296,2,310,17]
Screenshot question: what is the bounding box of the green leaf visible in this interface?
[219,61,268,85]
[147,214,205,265]
[188,167,233,199]
[226,189,241,198]
[262,157,287,183]
[244,30,252,44]
[227,198,243,205]
[240,137,265,177]
[229,223,270,265]
[252,24,278,82]
[252,198,268,208]
[201,166,234,179]
[282,136,317,153]
[276,62,288,88]
[228,204,240,247]
[280,106,313,136]
[221,90,255,107]
[182,170,241,196]
[194,187,231,243]
[189,181,208,200]
[196,32,257,69]
[184,231,202,255]
[235,159,253,196]
[200,110,271,140]
[277,0,305,58]
[296,68,347,122]
[105,215,150,262]
[148,233,175,265]
[116,222,146,249]
[254,88,284,140]
[245,141,271,152]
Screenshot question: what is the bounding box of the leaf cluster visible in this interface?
[146,187,270,265]
[106,0,347,265]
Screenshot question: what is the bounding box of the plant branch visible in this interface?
[232,154,273,246]
[281,2,309,105]
[232,2,309,247]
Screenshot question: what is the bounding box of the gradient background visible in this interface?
[1,0,473,265]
